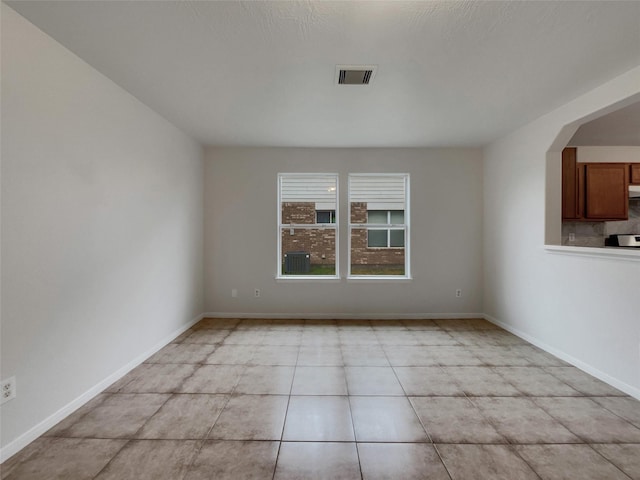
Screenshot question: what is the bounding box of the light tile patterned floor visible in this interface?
[3,318,640,479]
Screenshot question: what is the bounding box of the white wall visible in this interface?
[575,146,640,163]
[204,147,483,317]
[483,65,640,397]
[1,5,204,456]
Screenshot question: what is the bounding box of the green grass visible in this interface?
[282,264,336,275]
[350,264,405,275]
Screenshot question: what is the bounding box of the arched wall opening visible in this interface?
[544,92,640,246]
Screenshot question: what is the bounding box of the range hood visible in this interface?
[630,185,640,198]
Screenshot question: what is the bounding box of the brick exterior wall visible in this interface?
[350,202,405,266]
[280,202,404,267]
[281,202,335,265]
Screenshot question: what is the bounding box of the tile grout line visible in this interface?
[270,341,302,480]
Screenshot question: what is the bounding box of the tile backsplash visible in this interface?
[562,198,640,247]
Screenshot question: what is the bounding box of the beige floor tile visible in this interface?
[234,366,295,394]
[429,346,484,366]
[297,346,342,366]
[411,397,505,443]
[204,345,256,365]
[338,331,380,345]
[515,444,630,480]
[182,329,231,344]
[358,443,450,480]
[44,393,110,436]
[136,394,228,439]
[383,346,438,366]
[546,367,628,396]
[394,367,464,396]
[494,367,581,396]
[467,345,535,366]
[437,444,539,480]
[376,332,421,346]
[261,332,302,346]
[411,330,459,346]
[351,396,428,442]
[283,396,354,441]
[195,318,241,330]
[208,394,288,440]
[65,393,169,438]
[593,396,640,428]
[401,320,441,330]
[250,346,299,365]
[178,365,245,394]
[535,397,640,443]
[291,366,348,395]
[371,320,408,330]
[184,440,279,480]
[592,444,640,480]
[341,345,389,366]
[435,319,497,331]
[444,366,521,396]
[120,364,197,394]
[223,331,266,345]
[3,438,126,480]
[300,332,340,346]
[345,366,404,395]
[274,442,361,480]
[471,397,580,443]
[146,343,216,364]
[94,439,199,480]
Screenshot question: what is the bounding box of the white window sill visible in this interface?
[544,245,640,261]
[347,276,413,283]
[276,276,341,283]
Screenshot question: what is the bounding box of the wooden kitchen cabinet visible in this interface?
[631,164,640,185]
[584,163,628,220]
[562,148,579,220]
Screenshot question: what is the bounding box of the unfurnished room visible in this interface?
[1,1,640,479]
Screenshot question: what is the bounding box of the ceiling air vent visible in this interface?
[336,65,377,85]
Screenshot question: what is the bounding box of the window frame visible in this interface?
[277,173,340,280]
[348,173,411,280]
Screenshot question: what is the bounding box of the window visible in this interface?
[278,174,338,278]
[316,210,336,224]
[349,174,410,278]
[367,210,405,247]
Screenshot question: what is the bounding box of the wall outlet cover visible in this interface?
[1,377,16,404]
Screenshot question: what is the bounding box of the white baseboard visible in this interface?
[0,313,204,463]
[203,312,485,320]
[483,313,640,401]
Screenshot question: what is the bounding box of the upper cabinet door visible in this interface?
[584,163,628,220]
[561,148,579,220]
[631,164,640,185]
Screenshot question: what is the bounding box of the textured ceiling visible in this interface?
[5,0,640,147]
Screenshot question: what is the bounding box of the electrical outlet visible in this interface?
[569,233,576,242]
[254,289,261,298]
[231,289,238,298]
[455,289,462,298]
[1,377,16,405]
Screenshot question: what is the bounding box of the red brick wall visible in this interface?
[350,202,405,266]
[279,201,405,267]
[281,203,335,265]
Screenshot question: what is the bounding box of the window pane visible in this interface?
[281,227,336,275]
[316,210,335,224]
[367,210,388,224]
[349,174,409,277]
[390,210,404,224]
[390,229,404,247]
[279,174,337,277]
[367,229,388,247]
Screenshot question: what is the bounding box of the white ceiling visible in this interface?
[569,101,640,146]
[6,0,640,147]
